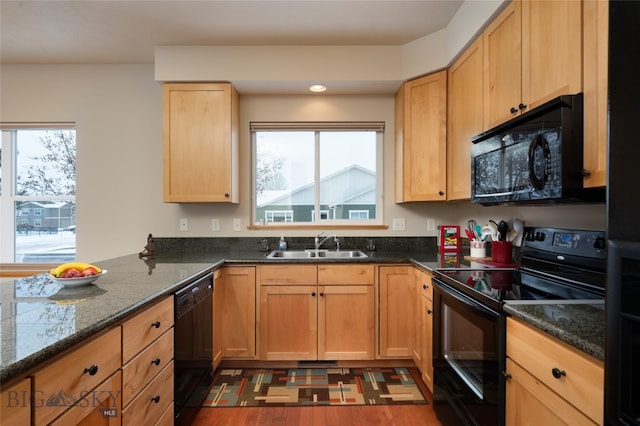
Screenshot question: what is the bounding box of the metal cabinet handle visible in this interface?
[510,107,518,114]
[423,284,428,290]
[151,358,161,366]
[84,365,99,376]
[552,368,566,379]
[502,371,512,380]
[311,292,316,297]
[151,321,161,328]
[427,309,432,315]
[518,103,527,111]
[319,292,325,297]
[151,395,160,403]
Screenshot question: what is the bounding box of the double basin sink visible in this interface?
[266,249,368,259]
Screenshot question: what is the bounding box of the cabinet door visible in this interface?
[582,0,608,188]
[318,285,374,360]
[212,268,224,369]
[483,0,522,130]
[411,269,423,367]
[447,38,483,200]
[521,0,582,110]
[378,266,412,357]
[505,359,597,426]
[396,71,447,202]
[421,294,434,393]
[260,285,317,360]
[163,83,239,203]
[221,266,256,358]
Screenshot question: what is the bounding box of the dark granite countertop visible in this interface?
[503,301,605,361]
[1,236,450,384]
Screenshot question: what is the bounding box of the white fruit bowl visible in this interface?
[49,270,107,287]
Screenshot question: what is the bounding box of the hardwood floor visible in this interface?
[191,368,443,426]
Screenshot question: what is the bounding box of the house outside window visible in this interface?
[0,127,76,263]
[252,122,384,227]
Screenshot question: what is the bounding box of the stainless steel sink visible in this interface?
[266,249,368,259]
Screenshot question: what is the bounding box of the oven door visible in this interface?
[432,277,504,426]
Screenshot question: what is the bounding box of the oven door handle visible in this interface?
[432,278,500,320]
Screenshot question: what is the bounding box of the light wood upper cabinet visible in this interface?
[483,0,522,129]
[395,70,447,202]
[483,0,582,130]
[447,38,483,200]
[506,317,603,425]
[582,0,608,188]
[163,82,239,203]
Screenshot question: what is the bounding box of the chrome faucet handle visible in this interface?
[315,231,325,246]
[334,237,340,250]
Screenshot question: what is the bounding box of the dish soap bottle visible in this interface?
[278,235,287,251]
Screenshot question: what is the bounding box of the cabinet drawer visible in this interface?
[122,297,174,363]
[258,265,317,285]
[506,317,603,423]
[49,370,122,426]
[32,327,122,425]
[318,264,374,285]
[122,328,174,405]
[122,361,173,426]
[416,269,433,300]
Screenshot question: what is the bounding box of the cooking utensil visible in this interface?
[497,220,509,241]
[467,220,480,240]
[485,221,499,241]
[465,228,476,241]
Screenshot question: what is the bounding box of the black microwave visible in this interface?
[470,94,605,205]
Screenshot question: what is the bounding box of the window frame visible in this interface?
[250,121,385,229]
[0,124,76,265]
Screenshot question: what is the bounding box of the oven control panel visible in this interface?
[523,227,606,260]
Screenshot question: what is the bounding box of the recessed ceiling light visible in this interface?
[309,84,327,93]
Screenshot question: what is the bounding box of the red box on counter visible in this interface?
[439,225,461,253]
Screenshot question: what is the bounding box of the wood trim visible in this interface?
[0,263,58,277]
[247,224,388,230]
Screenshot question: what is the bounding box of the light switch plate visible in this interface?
[211,218,220,232]
[233,218,241,231]
[179,218,188,232]
[427,218,436,231]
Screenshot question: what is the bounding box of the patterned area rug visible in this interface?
[203,367,428,407]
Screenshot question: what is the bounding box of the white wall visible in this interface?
[0,63,606,262]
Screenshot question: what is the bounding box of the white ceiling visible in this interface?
[0,0,464,64]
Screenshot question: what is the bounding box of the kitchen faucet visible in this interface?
[314,232,340,250]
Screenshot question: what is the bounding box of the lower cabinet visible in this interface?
[412,267,434,392]
[121,296,175,426]
[505,317,604,425]
[378,265,413,358]
[1,377,31,425]
[31,327,122,425]
[259,264,375,361]
[220,266,257,358]
[212,268,224,369]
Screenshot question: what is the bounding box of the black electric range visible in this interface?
[430,227,606,426]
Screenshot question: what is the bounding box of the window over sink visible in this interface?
[251,121,384,227]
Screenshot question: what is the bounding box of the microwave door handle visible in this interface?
[528,135,549,190]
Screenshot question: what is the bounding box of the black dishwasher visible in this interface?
[174,272,214,426]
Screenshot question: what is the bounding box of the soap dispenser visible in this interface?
[278,235,287,251]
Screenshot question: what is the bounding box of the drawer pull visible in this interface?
[427,309,432,315]
[423,284,428,289]
[151,358,161,366]
[151,395,161,404]
[151,321,161,328]
[552,367,566,379]
[83,365,99,376]
[502,371,512,380]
